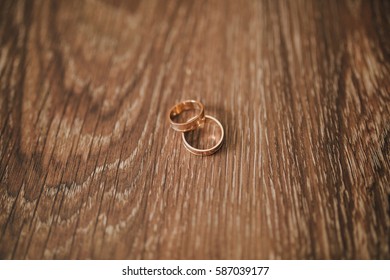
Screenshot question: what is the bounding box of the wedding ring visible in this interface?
[168,100,205,132]
[181,115,224,156]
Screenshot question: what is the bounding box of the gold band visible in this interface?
[168,100,205,132]
[181,115,224,156]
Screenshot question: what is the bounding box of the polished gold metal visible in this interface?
[168,100,205,132]
[181,115,224,156]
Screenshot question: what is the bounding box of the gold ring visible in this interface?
[168,100,205,132]
[181,115,224,156]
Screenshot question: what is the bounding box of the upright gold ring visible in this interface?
[181,115,224,156]
[168,100,205,132]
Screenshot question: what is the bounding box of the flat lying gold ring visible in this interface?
[168,100,205,132]
[181,115,224,156]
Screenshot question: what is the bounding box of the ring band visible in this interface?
[181,115,224,156]
[168,100,205,132]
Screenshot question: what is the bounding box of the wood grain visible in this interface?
[0,0,389,259]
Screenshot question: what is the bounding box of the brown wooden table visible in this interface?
[0,0,389,259]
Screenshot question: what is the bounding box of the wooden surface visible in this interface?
[0,0,389,260]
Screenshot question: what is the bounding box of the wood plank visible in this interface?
[0,0,389,259]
